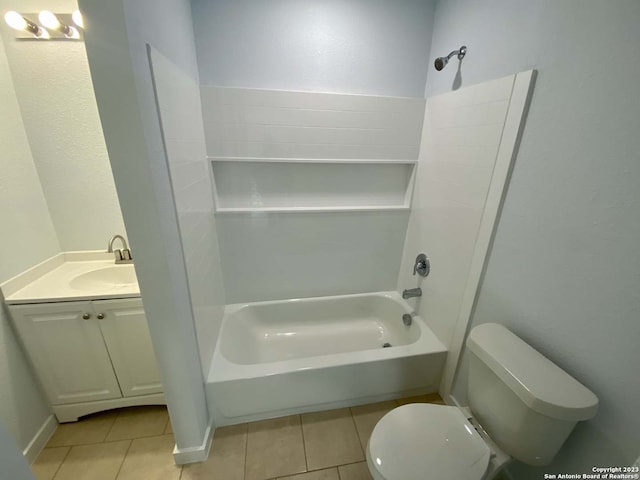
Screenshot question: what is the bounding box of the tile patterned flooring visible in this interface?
[33,394,444,480]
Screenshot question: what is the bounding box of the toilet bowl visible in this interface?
[367,403,488,480]
[366,323,599,480]
[366,403,510,480]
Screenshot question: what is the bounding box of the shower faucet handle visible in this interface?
[413,253,430,277]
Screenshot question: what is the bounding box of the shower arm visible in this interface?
[446,46,467,61]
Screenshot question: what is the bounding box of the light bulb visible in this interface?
[38,10,60,29]
[72,9,83,29]
[38,10,76,37]
[4,11,27,31]
[5,11,45,38]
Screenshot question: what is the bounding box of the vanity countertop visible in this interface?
[1,251,141,305]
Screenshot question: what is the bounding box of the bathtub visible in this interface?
[206,291,447,425]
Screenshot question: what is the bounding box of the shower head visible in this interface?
[434,45,467,71]
[434,56,449,71]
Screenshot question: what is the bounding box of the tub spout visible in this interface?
[402,288,422,299]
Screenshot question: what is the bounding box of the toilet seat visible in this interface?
[366,403,491,480]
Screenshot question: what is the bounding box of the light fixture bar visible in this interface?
[4,11,48,38]
[4,12,81,40]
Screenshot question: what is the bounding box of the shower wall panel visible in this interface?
[150,49,226,375]
[200,87,425,303]
[397,74,516,347]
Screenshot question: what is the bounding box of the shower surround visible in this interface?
[202,72,535,421]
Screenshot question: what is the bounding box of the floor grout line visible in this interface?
[337,460,367,468]
[273,463,362,480]
[102,410,121,443]
[113,431,175,442]
[113,439,133,480]
[299,414,309,473]
[49,430,173,449]
[243,421,249,480]
[49,446,73,480]
[302,464,340,474]
[348,409,366,458]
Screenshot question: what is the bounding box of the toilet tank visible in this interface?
[466,323,598,466]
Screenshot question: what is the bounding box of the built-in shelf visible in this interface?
[210,157,416,213]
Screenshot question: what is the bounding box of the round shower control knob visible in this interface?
[82,313,91,320]
[413,253,430,277]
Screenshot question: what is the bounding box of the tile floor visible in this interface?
[33,394,445,480]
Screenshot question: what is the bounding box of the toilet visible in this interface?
[366,323,599,480]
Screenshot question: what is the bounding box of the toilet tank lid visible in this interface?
[467,323,598,421]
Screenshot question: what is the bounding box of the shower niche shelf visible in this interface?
[210,157,417,213]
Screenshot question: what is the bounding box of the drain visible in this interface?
[382,343,392,348]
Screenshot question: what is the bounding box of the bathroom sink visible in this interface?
[70,265,138,291]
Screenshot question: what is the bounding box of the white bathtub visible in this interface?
[206,291,447,425]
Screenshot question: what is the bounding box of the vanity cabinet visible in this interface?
[9,298,163,421]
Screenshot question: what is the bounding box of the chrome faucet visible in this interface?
[413,253,430,277]
[402,288,422,299]
[107,235,133,264]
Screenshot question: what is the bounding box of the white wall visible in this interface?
[397,75,514,346]
[79,0,212,456]
[0,35,56,452]
[426,0,640,474]
[0,0,126,251]
[149,48,226,376]
[191,0,436,97]
[0,423,35,480]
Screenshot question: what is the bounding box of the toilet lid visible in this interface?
[367,404,490,480]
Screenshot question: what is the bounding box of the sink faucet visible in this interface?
[107,235,132,264]
[402,288,422,299]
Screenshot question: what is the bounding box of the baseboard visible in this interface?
[444,392,464,408]
[172,416,215,465]
[23,415,58,464]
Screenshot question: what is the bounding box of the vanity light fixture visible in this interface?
[4,11,49,38]
[71,9,83,29]
[38,10,79,38]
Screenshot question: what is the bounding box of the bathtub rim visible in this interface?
[223,289,411,316]
[208,290,447,383]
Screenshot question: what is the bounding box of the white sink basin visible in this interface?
[70,265,138,291]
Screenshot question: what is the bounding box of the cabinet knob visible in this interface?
[97,313,105,320]
[82,313,91,320]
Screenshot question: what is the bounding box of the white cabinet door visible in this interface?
[9,302,122,405]
[94,298,163,397]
